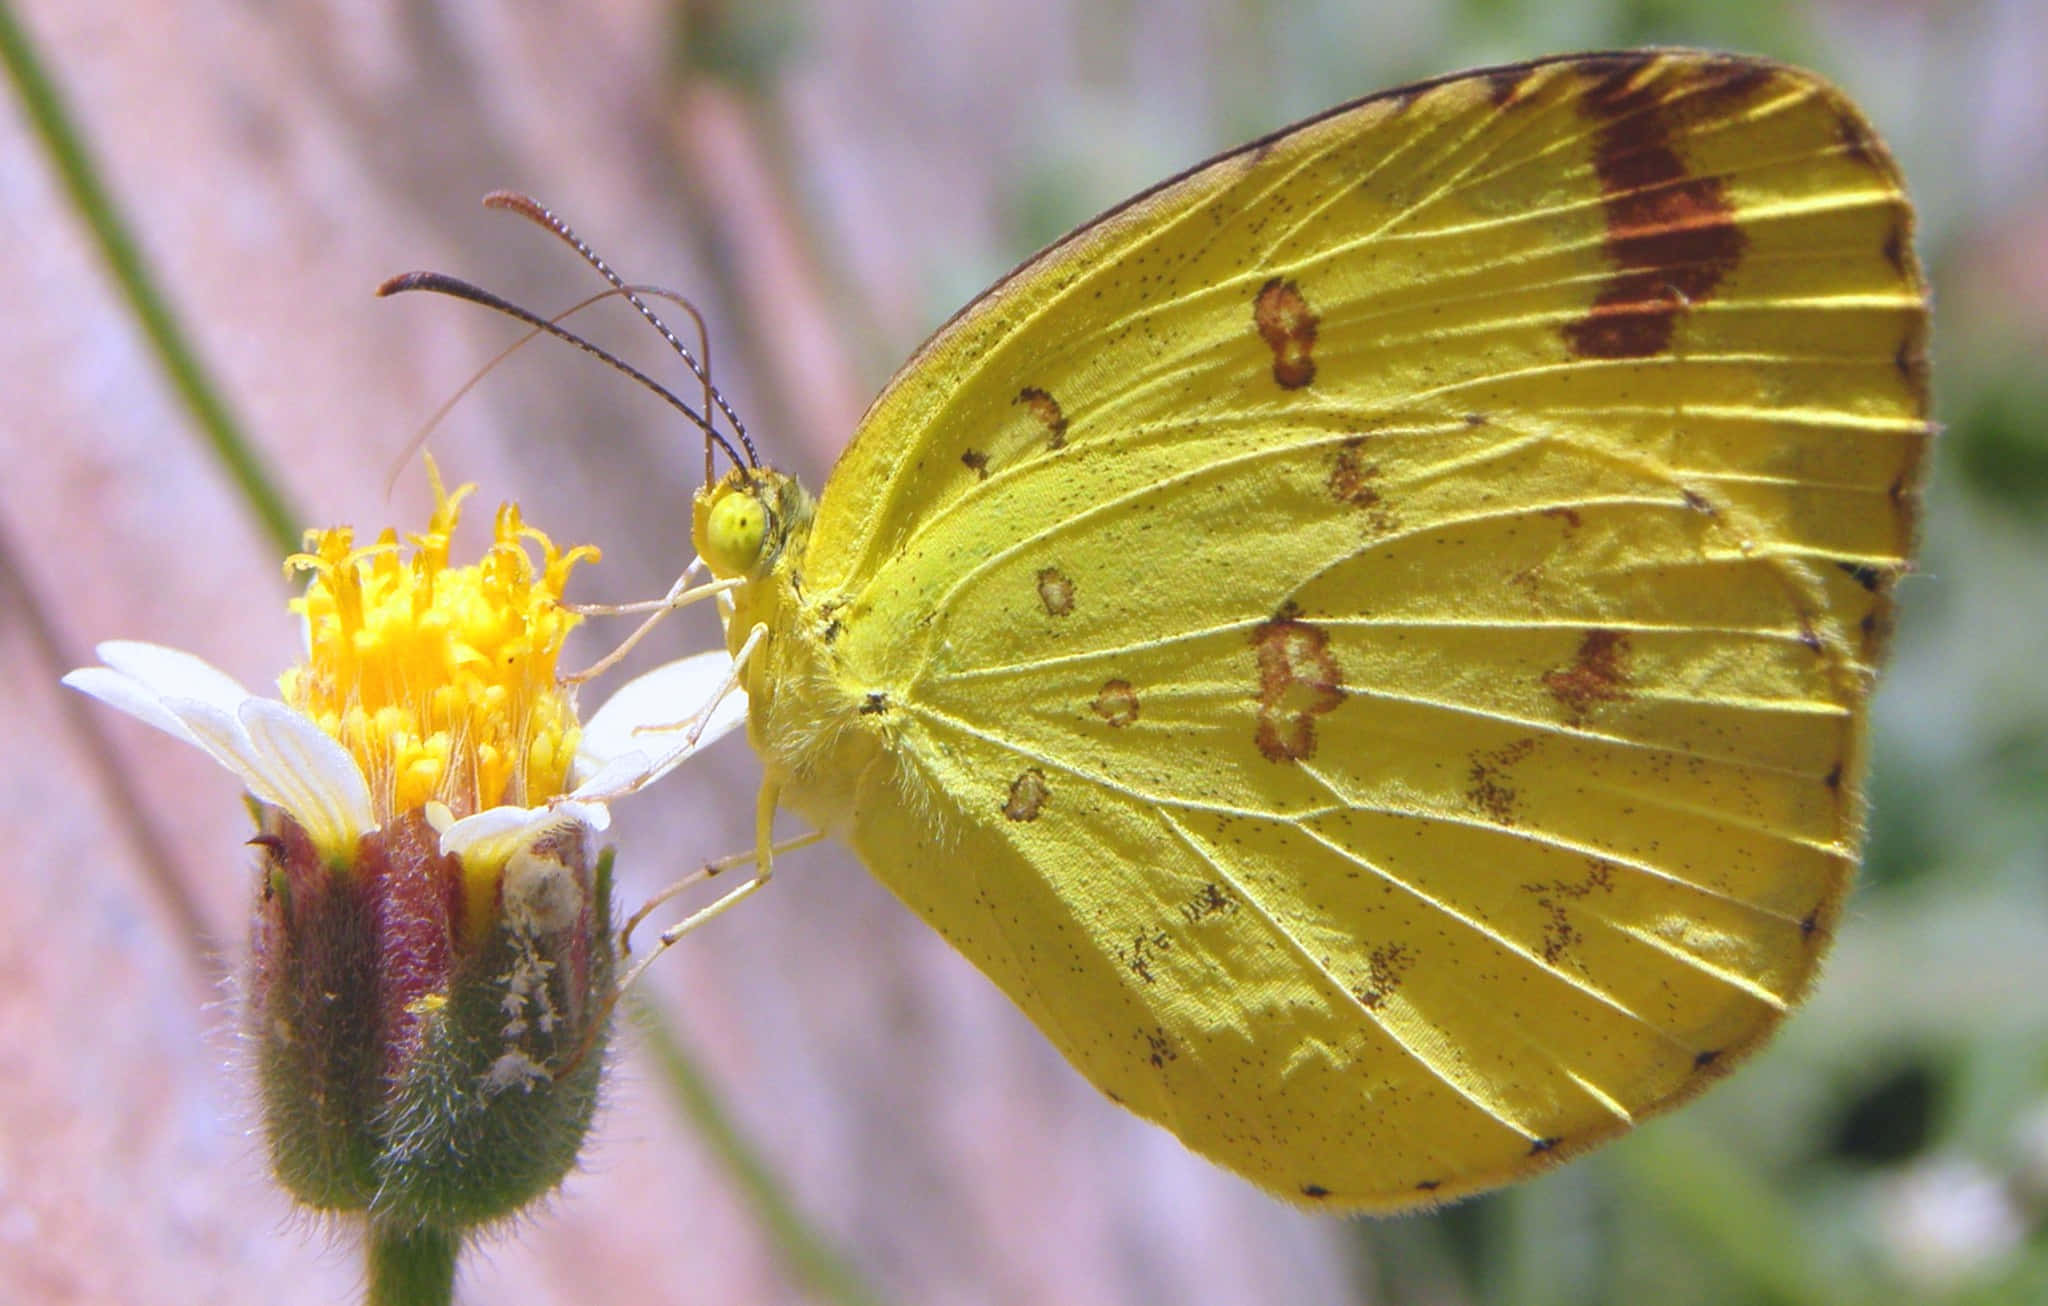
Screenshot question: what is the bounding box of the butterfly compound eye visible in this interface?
[701,484,771,578]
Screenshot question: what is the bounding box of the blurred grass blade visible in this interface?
[0,0,300,554]
[631,995,889,1306]
[1619,1120,1872,1306]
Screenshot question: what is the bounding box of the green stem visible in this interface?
[365,1221,459,1306]
[630,996,888,1306]
[0,0,301,555]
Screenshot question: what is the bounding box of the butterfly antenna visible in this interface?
[483,190,759,474]
[647,287,719,486]
[376,272,748,474]
[380,285,619,500]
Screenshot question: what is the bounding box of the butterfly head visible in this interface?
[693,466,812,583]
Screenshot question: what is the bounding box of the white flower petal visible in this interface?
[574,651,748,794]
[438,801,608,867]
[61,666,208,746]
[93,640,256,714]
[568,751,658,801]
[166,694,298,812]
[240,698,375,852]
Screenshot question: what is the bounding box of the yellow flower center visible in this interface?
[279,460,598,824]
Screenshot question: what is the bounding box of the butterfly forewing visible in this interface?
[767,52,1926,1207]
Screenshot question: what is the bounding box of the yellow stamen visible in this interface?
[280,458,598,835]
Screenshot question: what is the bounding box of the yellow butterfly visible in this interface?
[644,50,1926,1210]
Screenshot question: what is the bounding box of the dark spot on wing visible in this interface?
[1542,629,1633,721]
[1253,278,1319,389]
[1251,607,1344,761]
[961,448,989,480]
[1179,882,1239,926]
[1882,221,1907,275]
[1895,323,1931,405]
[1836,110,1882,169]
[1144,1027,1176,1069]
[1015,386,1069,449]
[1004,769,1050,822]
[1092,678,1139,727]
[1036,566,1076,617]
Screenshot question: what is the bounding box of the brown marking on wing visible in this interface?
[1895,318,1931,405]
[961,448,990,480]
[1352,942,1414,1010]
[1178,881,1240,926]
[1562,58,1753,359]
[1015,386,1069,449]
[1485,66,1533,107]
[1328,438,1398,533]
[1466,737,1536,825]
[1836,110,1882,170]
[1251,607,1345,761]
[1036,566,1076,617]
[1327,438,1383,507]
[1144,1027,1176,1069]
[1252,278,1319,389]
[1542,629,1633,720]
[1882,221,1908,276]
[1523,860,1616,965]
[1092,678,1139,726]
[1117,929,1173,984]
[1003,769,1050,821]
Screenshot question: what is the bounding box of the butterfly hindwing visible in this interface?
[756,52,1926,1207]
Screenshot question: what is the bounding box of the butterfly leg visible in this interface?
[619,827,827,954]
[612,782,811,995]
[561,558,739,685]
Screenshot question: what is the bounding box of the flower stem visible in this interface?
[365,1220,459,1306]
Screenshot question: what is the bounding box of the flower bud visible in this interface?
[250,806,615,1228]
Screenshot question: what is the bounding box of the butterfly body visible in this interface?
[693,50,1927,1209]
